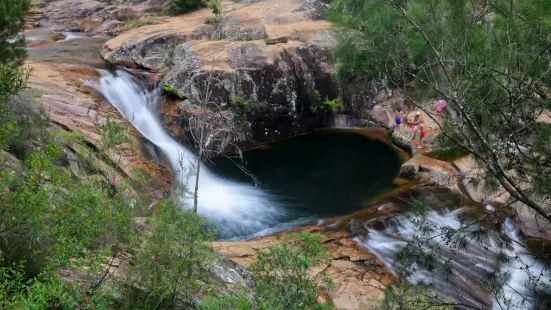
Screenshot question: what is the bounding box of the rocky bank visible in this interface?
[99,0,405,148]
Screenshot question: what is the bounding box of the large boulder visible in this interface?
[100,0,403,148]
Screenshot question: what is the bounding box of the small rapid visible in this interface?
[356,209,550,309]
[88,69,286,239]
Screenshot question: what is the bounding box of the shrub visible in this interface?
[230,94,250,122]
[311,95,341,112]
[164,0,206,15]
[202,232,335,310]
[208,0,221,15]
[118,201,217,309]
[374,284,454,310]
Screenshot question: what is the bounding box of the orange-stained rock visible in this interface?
[213,229,394,310]
[25,61,170,195]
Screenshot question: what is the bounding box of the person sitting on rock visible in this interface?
[434,99,448,115]
[394,109,404,129]
[408,111,421,142]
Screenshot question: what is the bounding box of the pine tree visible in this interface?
[328,1,551,308]
[0,0,30,66]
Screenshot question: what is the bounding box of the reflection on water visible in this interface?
[211,129,403,220]
[24,25,110,68]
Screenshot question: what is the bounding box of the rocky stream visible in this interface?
[22,0,551,309]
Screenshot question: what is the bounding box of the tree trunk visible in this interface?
[193,124,205,214]
[193,155,200,214]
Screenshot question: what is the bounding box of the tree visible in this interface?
[179,71,249,213]
[202,232,335,310]
[329,0,551,220]
[374,284,454,310]
[328,0,551,308]
[118,201,217,309]
[0,0,30,66]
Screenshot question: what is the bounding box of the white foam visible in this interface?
[87,69,286,239]
[356,210,550,309]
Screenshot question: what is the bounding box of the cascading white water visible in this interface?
[356,209,550,309]
[87,69,287,239]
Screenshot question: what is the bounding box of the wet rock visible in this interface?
[398,163,417,179]
[92,19,124,35]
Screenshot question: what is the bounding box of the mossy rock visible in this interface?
[264,37,288,45]
[161,84,185,100]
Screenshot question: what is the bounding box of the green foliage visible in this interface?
[118,201,217,309]
[0,264,114,309]
[204,232,335,310]
[164,0,206,15]
[208,0,221,15]
[0,65,30,102]
[201,292,252,310]
[328,0,551,207]
[1,89,49,159]
[264,37,288,45]
[329,5,551,307]
[161,84,185,100]
[374,284,454,310]
[0,0,30,66]
[311,93,341,113]
[230,94,250,122]
[1,80,140,307]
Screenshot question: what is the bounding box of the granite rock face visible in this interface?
[100,0,402,148]
[40,0,164,33]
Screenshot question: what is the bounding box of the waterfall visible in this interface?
[87,69,286,239]
[356,209,550,309]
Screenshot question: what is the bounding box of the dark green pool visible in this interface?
[210,129,404,220]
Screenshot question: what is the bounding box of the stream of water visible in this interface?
[88,70,289,239]
[357,209,551,309]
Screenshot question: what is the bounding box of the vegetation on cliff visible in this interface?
[203,233,335,310]
[329,0,551,308]
[164,0,206,15]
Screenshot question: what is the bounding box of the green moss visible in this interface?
[264,37,288,45]
[161,84,184,100]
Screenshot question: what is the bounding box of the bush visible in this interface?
[118,201,217,309]
[164,0,206,15]
[208,0,221,15]
[311,95,341,112]
[374,284,454,310]
[203,232,335,310]
[230,94,250,122]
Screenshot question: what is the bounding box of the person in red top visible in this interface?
[417,122,427,149]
